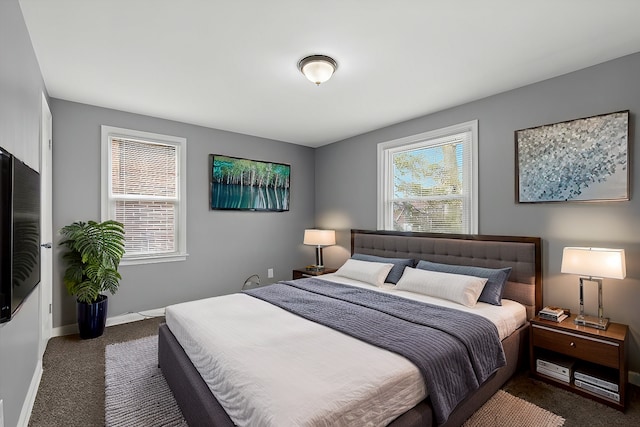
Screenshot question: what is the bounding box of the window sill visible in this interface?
[120,253,189,266]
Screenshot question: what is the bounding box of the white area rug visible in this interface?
[105,336,187,427]
[105,336,564,427]
[463,389,565,427]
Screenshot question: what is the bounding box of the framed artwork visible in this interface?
[209,154,290,211]
[515,110,629,203]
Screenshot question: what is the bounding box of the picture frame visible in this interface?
[515,110,629,203]
[209,154,290,211]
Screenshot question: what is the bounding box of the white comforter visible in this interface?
[165,275,526,427]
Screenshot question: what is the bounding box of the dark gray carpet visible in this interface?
[29,318,640,426]
[29,317,165,427]
[504,371,640,427]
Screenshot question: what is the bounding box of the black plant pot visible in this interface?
[77,294,108,339]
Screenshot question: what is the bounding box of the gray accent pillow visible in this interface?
[351,253,414,284]
[415,260,512,306]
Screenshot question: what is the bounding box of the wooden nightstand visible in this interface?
[292,267,337,280]
[530,314,628,410]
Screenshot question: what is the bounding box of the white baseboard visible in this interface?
[51,323,77,338]
[18,360,42,427]
[105,308,166,327]
[51,307,166,338]
[629,370,640,387]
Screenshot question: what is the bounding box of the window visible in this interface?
[101,126,187,264]
[377,120,478,234]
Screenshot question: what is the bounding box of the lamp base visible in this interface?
[575,314,609,330]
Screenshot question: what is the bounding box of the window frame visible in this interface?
[101,125,188,265]
[377,120,479,234]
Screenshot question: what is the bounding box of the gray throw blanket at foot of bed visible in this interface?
[245,278,506,425]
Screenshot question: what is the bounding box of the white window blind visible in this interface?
[101,126,187,264]
[378,121,478,234]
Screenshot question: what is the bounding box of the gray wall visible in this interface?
[51,100,317,327]
[0,0,46,426]
[315,52,640,374]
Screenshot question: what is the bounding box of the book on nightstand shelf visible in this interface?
[538,306,570,322]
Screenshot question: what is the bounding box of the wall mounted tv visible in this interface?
[0,146,41,323]
[209,154,290,212]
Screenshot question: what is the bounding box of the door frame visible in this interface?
[39,93,53,358]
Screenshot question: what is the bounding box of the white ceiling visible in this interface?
[19,1,640,148]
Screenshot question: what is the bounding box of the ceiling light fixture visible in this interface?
[298,55,338,85]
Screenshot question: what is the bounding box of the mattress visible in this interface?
[165,276,526,427]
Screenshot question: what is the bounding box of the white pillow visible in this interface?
[394,267,487,307]
[334,259,394,287]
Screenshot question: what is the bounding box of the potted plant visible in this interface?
[59,220,125,339]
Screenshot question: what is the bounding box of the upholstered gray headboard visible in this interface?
[351,229,542,319]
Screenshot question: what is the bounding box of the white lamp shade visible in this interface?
[303,229,336,246]
[561,247,626,279]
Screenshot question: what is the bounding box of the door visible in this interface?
[39,93,53,358]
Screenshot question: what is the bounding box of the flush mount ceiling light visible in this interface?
[297,55,338,85]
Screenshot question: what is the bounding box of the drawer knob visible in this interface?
[570,342,576,348]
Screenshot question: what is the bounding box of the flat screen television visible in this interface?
[209,154,290,212]
[0,146,41,323]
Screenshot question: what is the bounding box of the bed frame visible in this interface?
[159,229,542,427]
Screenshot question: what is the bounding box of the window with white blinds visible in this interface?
[377,121,478,234]
[101,126,187,264]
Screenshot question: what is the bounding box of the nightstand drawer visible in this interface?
[532,325,620,368]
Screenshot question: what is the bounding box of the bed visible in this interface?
[158,229,542,426]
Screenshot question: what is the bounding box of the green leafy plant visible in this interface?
[60,220,126,304]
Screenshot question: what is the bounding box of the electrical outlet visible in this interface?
[267,268,274,278]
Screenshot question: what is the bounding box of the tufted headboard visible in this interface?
[350,229,542,319]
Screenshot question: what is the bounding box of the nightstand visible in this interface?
[292,267,337,280]
[530,314,628,410]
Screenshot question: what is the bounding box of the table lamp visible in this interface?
[560,247,626,330]
[303,229,336,271]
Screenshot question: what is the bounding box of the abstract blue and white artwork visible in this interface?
[516,111,629,203]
